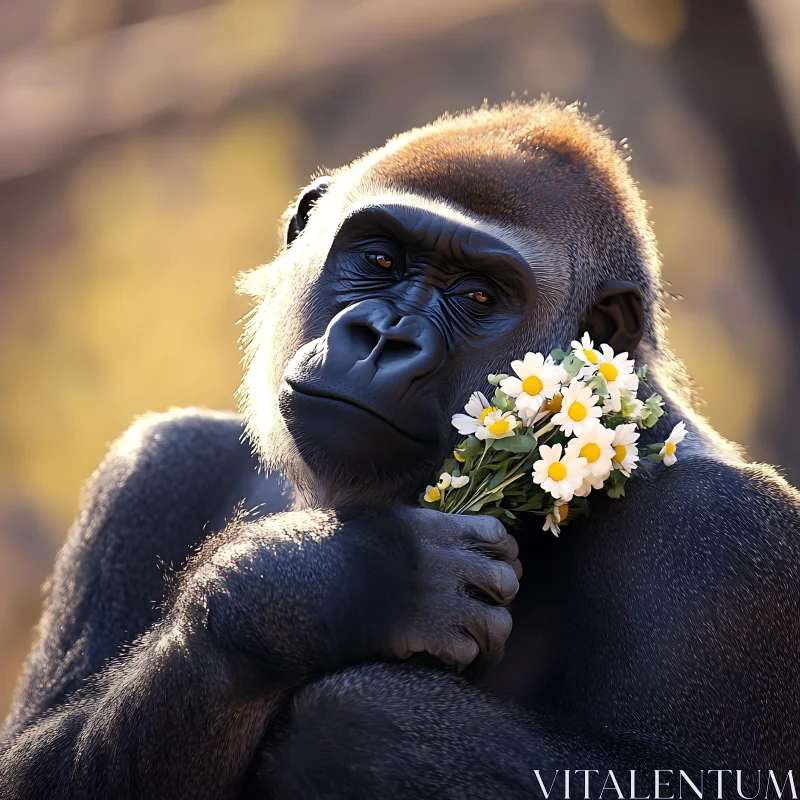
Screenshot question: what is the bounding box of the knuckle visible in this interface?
[474,515,506,543]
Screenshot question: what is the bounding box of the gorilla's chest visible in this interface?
[472,515,634,718]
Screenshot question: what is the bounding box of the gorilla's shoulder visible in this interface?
[110,407,249,468]
[102,407,251,482]
[648,455,800,518]
[77,408,270,528]
[621,454,800,563]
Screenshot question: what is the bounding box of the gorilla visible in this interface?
[3,99,800,799]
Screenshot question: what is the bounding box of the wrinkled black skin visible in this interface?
[3,185,800,799]
[281,203,541,484]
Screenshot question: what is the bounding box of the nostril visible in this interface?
[379,337,422,365]
[349,323,381,359]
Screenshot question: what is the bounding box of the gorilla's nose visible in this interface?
[282,299,445,445]
[325,300,445,394]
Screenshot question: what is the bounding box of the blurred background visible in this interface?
[1,0,800,717]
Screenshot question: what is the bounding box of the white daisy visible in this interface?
[660,421,687,466]
[571,332,601,372]
[424,485,441,503]
[532,443,587,502]
[450,475,470,488]
[437,472,452,490]
[451,391,494,435]
[611,423,640,476]
[551,380,603,437]
[500,352,567,412]
[596,344,639,412]
[542,502,569,536]
[475,409,520,441]
[566,419,615,477]
[573,469,610,498]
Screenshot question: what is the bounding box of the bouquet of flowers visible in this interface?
[420,333,687,536]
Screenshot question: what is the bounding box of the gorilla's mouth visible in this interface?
[284,381,433,445]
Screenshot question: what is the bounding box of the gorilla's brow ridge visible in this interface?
[339,193,567,308]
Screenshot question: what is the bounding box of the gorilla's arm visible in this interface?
[3,410,267,733]
[0,512,414,799]
[0,412,411,798]
[1,412,520,799]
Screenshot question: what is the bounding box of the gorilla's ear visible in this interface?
[286,177,331,245]
[581,281,644,354]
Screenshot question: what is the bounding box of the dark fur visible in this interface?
[3,99,800,798]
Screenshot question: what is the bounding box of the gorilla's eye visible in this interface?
[467,290,491,304]
[365,253,393,270]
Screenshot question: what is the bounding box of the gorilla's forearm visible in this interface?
[0,627,272,799]
[2,508,420,797]
[252,663,670,799]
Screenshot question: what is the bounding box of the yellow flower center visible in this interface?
[665,442,676,456]
[488,418,510,436]
[479,406,496,423]
[425,487,441,502]
[568,402,587,422]
[548,461,568,481]
[580,442,601,463]
[547,393,563,413]
[583,348,599,365]
[599,362,619,382]
[522,375,544,396]
[614,444,627,463]
[453,450,466,462]
[558,505,569,522]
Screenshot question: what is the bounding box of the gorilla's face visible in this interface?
[278,200,538,498]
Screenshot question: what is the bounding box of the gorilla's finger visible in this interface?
[465,519,519,562]
[450,636,481,673]
[461,603,513,655]
[467,515,507,545]
[457,553,520,605]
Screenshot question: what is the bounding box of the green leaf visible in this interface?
[492,433,537,453]
[457,436,482,459]
[493,389,514,412]
[513,493,545,512]
[561,352,583,376]
[550,348,569,362]
[640,394,665,428]
[487,373,509,386]
[607,482,626,499]
[441,458,457,475]
[481,489,505,504]
[606,472,629,499]
[620,393,640,418]
[590,373,609,396]
[488,463,509,488]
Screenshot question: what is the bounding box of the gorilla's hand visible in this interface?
[383,509,521,672]
[173,507,519,682]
